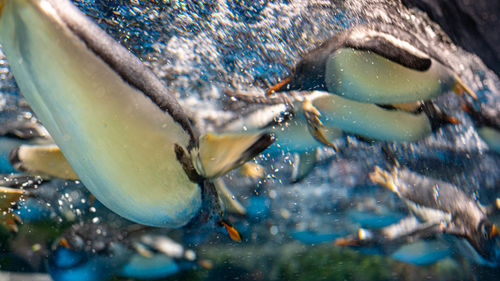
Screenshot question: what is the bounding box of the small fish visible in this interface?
[267,23,477,103]
[0,0,274,231]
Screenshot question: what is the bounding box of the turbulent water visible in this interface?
[0,0,499,280]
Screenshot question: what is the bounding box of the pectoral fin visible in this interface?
[195,132,274,179]
[9,144,78,180]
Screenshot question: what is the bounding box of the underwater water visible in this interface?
[0,0,499,280]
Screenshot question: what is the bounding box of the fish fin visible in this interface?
[9,144,78,180]
[369,166,400,196]
[452,75,478,100]
[238,162,265,179]
[346,35,432,71]
[291,152,317,183]
[195,132,274,179]
[213,178,246,216]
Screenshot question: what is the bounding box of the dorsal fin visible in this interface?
[194,132,274,179]
[346,32,432,71]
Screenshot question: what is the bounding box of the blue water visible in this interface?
[0,0,499,280]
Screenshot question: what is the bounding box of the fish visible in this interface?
[0,0,274,230]
[266,23,477,103]
[370,166,500,266]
